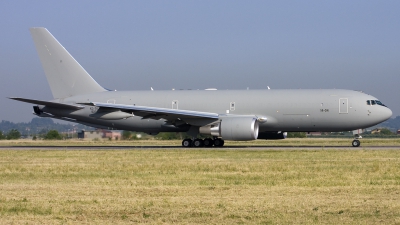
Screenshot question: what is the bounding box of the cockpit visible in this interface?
[366,100,386,107]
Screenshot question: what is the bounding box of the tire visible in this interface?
[352,139,360,147]
[182,139,192,147]
[193,139,203,147]
[203,138,214,147]
[214,138,224,147]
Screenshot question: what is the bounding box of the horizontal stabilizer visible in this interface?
[9,97,84,110]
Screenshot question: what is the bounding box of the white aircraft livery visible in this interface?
[10,28,392,147]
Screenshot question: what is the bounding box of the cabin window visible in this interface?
[371,100,376,105]
[366,100,370,105]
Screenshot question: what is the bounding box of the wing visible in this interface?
[9,97,84,110]
[88,102,219,127]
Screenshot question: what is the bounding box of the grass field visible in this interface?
[1,147,400,224]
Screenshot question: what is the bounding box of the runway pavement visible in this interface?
[0,145,399,150]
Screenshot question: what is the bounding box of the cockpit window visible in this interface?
[377,100,386,107]
[366,99,386,107]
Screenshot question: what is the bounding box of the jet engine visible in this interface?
[200,116,259,141]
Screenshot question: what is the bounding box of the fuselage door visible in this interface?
[339,98,348,114]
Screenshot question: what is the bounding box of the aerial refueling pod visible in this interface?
[200,116,259,141]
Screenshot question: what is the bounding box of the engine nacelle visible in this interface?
[200,116,259,141]
[257,131,287,140]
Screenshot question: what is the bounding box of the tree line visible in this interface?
[0,129,65,140]
[0,118,90,136]
[0,129,21,140]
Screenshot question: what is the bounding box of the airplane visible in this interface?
[10,27,392,147]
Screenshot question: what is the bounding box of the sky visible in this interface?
[1,1,399,122]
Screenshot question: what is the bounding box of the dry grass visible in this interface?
[1,137,400,147]
[1,148,400,224]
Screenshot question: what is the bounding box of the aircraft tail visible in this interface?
[30,27,106,99]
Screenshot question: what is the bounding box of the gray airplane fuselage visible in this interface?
[41,88,392,135]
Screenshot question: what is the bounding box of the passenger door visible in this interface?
[339,98,348,114]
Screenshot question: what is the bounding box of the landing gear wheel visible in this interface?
[182,139,192,147]
[214,138,224,147]
[192,139,204,147]
[352,139,360,147]
[203,138,214,147]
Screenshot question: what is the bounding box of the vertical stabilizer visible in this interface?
[30,27,106,99]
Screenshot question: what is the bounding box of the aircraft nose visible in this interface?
[383,107,392,121]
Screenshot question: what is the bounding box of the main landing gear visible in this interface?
[182,138,225,147]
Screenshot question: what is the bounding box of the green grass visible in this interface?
[0,148,400,224]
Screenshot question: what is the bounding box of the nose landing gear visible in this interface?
[352,133,362,147]
[352,139,361,147]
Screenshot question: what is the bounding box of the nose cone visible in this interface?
[383,107,393,121]
[365,106,393,128]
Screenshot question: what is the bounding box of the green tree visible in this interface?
[156,132,185,140]
[122,131,132,140]
[287,132,307,138]
[44,130,63,140]
[0,131,4,140]
[379,128,393,135]
[156,132,197,140]
[6,129,21,140]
